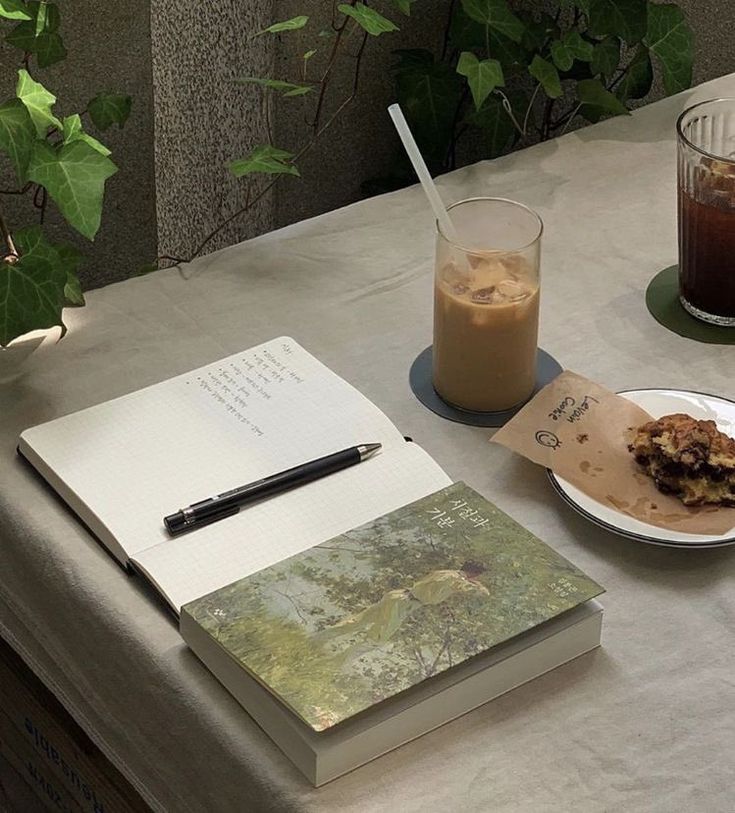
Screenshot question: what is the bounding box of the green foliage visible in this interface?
[615,44,653,100]
[6,2,65,67]
[590,36,621,81]
[16,69,60,136]
[236,77,313,97]
[229,145,300,178]
[0,6,129,346]
[27,140,118,239]
[62,114,111,156]
[337,3,398,35]
[0,226,68,345]
[254,15,309,36]
[393,49,462,169]
[529,54,563,98]
[392,0,416,14]
[235,0,692,196]
[588,0,648,43]
[460,0,524,42]
[0,99,34,182]
[551,31,594,71]
[87,93,132,131]
[645,3,693,94]
[0,0,32,21]
[576,77,629,116]
[456,51,504,110]
[378,0,693,176]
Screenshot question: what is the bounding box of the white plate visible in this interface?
[548,388,735,548]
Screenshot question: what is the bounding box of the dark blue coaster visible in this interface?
[409,346,563,427]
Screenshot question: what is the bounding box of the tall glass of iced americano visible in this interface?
[433,197,543,412]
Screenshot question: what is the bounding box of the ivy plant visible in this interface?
[388,0,694,181]
[171,0,692,266]
[0,0,131,347]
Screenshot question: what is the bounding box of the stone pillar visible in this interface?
[150,0,275,261]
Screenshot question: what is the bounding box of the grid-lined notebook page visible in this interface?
[20,337,429,563]
[134,442,451,610]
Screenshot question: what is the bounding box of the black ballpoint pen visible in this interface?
[163,443,382,536]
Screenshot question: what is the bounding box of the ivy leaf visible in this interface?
[392,0,416,14]
[229,145,300,177]
[0,99,35,183]
[393,50,463,170]
[303,49,316,62]
[590,36,621,80]
[27,140,118,240]
[0,0,31,20]
[63,273,84,306]
[457,51,504,110]
[253,15,308,36]
[235,77,314,97]
[0,226,67,347]
[62,114,111,157]
[528,55,562,98]
[16,69,61,136]
[87,93,132,131]
[564,31,594,62]
[34,31,65,66]
[644,3,693,95]
[588,0,647,44]
[615,44,653,100]
[550,40,573,72]
[449,7,526,75]
[6,2,65,67]
[577,77,629,115]
[338,3,398,35]
[465,92,517,157]
[520,12,557,52]
[34,0,45,33]
[460,0,524,43]
[55,244,84,306]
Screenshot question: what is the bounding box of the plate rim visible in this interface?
[547,386,735,548]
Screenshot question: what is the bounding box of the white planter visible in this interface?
[0,331,48,384]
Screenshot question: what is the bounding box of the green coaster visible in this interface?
[646,266,735,345]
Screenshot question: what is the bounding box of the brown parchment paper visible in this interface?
[491,371,735,536]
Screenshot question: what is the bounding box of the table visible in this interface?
[2,75,735,812]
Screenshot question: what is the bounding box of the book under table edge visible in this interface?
[180,599,603,786]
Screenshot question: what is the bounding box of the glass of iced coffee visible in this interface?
[677,98,735,325]
[433,197,542,412]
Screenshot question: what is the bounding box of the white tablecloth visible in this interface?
[2,75,734,812]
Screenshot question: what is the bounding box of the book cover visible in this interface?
[184,483,604,731]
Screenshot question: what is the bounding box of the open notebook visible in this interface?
[18,337,451,612]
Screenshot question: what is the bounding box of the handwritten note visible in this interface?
[184,341,307,436]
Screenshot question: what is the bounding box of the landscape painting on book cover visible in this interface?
[187,482,603,731]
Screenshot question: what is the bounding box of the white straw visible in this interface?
[388,103,460,244]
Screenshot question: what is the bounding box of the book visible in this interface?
[181,482,604,785]
[19,336,604,785]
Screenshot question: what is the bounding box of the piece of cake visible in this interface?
[628,413,735,506]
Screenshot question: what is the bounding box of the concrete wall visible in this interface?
[0,0,157,289]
